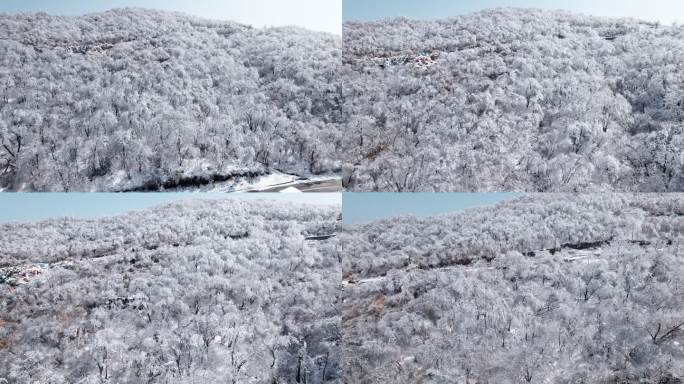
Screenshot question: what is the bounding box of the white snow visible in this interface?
[208,170,340,193]
[279,186,303,193]
[232,172,300,192]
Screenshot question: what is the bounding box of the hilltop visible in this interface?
[340,194,684,382]
[0,9,342,191]
[0,199,342,383]
[342,8,684,192]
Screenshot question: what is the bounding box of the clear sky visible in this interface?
[0,193,341,224]
[342,193,520,224]
[0,0,342,35]
[343,0,684,25]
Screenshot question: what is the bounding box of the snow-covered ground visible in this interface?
[208,171,342,193]
[229,172,301,191]
[91,167,341,193]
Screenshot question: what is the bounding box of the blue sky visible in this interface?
[0,193,517,224]
[342,193,520,224]
[0,193,340,224]
[0,0,342,35]
[343,0,684,24]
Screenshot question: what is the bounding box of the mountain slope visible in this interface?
[343,8,684,192]
[0,199,342,383]
[0,8,342,191]
[340,194,684,383]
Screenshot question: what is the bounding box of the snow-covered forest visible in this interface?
[340,194,684,383]
[0,9,342,191]
[2,8,683,192]
[343,9,684,192]
[0,199,342,383]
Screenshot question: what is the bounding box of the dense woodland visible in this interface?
[343,9,684,192]
[341,194,684,383]
[0,199,342,383]
[0,9,342,191]
[2,8,683,192]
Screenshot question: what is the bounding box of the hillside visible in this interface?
[340,194,684,383]
[0,199,342,383]
[342,8,684,192]
[0,9,342,191]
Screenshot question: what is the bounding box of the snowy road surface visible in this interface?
[253,178,342,192]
